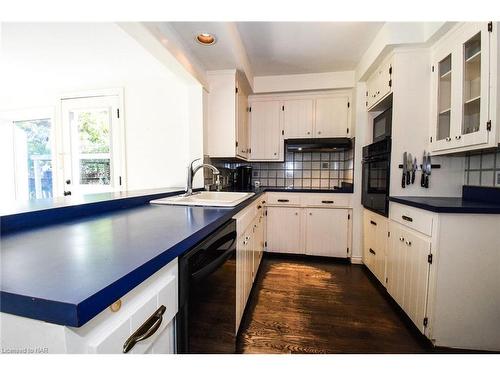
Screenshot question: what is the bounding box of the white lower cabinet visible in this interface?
[265,193,352,258]
[0,259,178,354]
[362,209,389,285]
[305,208,349,257]
[266,206,302,254]
[234,196,266,332]
[386,222,431,333]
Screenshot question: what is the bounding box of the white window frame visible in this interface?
[0,107,58,200]
[56,88,127,195]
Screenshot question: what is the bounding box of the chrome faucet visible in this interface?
[184,158,220,196]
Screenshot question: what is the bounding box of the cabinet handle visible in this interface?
[369,248,376,255]
[322,200,334,204]
[257,205,262,209]
[370,220,377,226]
[277,199,289,202]
[295,212,298,215]
[402,215,413,222]
[399,237,405,242]
[445,137,452,142]
[309,212,312,216]
[455,135,461,140]
[307,131,311,135]
[274,152,277,155]
[405,240,412,246]
[318,131,322,135]
[123,305,166,353]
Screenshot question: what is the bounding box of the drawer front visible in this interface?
[302,193,351,207]
[390,203,434,236]
[266,193,302,206]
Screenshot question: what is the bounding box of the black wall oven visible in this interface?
[362,138,391,217]
[177,220,237,353]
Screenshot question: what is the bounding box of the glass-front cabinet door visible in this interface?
[431,22,492,153]
[458,23,490,148]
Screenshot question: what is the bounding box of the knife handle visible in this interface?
[424,174,429,189]
[402,171,406,188]
[420,172,425,187]
[411,171,415,184]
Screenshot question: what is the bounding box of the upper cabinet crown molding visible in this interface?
[429,22,499,155]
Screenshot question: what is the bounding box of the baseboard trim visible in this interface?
[350,256,363,264]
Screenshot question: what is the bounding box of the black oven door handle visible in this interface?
[190,232,236,282]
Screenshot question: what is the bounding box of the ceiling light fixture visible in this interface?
[196,33,216,45]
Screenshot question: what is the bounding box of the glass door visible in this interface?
[61,95,123,196]
[458,24,490,147]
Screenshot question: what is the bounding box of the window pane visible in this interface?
[14,119,53,200]
[79,159,111,185]
[77,110,111,154]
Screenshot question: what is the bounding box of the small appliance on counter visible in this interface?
[233,165,253,190]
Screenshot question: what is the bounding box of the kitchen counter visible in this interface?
[0,186,354,327]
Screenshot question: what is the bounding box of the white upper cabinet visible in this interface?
[430,22,498,154]
[206,70,251,159]
[249,100,283,161]
[314,96,350,138]
[366,56,393,110]
[283,99,314,138]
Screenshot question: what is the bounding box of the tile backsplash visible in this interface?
[208,147,354,189]
[464,147,500,187]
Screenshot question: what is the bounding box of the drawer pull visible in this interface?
[277,199,289,203]
[405,240,412,246]
[322,200,334,204]
[402,215,413,222]
[399,237,405,242]
[123,305,166,353]
[370,220,377,226]
[369,248,376,255]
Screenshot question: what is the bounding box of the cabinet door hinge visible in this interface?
[388,79,392,88]
[265,210,268,216]
[248,147,251,153]
[365,101,368,107]
[389,66,392,75]
[430,136,433,143]
[249,106,252,112]
[428,254,433,264]
[281,130,284,136]
[423,317,429,327]
[235,141,239,147]
[365,91,368,97]
[347,101,350,108]
[347,247,349,254]
[117,108,120,118]
[486,120,492,131]
[282,105,285,111]
[235,87,238,94]
[347,214,350,220]
[264,241,267,247]
[119,176,122,186]
[346,128,349,134]
[488,21,493,32]
[432,65,435,73]
[385,277,388,284]
[388,231,390,238]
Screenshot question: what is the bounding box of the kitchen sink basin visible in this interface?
[150,191,255,207]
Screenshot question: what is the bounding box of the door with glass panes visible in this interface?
[60,95,123,196]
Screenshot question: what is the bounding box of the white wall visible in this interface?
[0,23,203,198]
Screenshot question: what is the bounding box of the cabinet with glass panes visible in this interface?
[430,22,498,155]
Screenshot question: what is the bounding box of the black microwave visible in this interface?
[373,107,392,142]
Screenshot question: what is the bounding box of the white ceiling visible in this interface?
[168,22,384,76]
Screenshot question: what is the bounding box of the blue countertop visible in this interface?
[0,186,354,327]
[389,196,500,214]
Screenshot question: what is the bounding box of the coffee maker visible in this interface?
[233,165,253,190]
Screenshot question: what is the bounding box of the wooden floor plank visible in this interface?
[236,256,429,354]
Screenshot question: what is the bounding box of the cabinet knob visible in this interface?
[307,131,310,135]
[309,212,312,216]
[295,212,298,215]
[455,135,461,140]
[274,152,277,155]
[318,131,322,135]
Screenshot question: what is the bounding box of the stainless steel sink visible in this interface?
[150,191,255,207]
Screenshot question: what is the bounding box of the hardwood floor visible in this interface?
[236,255,431,354]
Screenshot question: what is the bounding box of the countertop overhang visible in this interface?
[0,186,352,327]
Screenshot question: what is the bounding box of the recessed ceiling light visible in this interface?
[196,33,216,45]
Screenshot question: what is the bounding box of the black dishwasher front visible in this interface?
[177,219,237,353]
